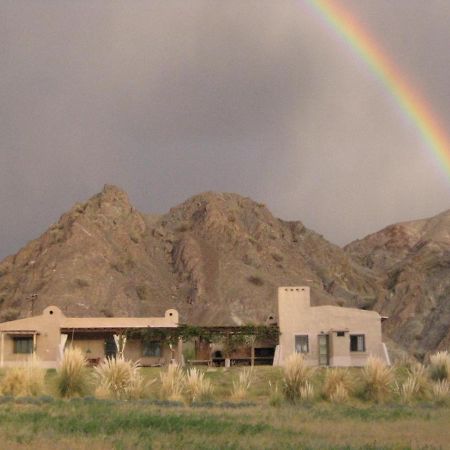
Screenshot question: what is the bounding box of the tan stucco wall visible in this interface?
[278,287,387,367]
[0,306,180,368]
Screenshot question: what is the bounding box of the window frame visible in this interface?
[350,334,366,352]
[294,334,309,354]
[13,337,34,354]
[142,340,162,357]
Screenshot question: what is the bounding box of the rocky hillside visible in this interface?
[0,185,448,357]
[345,210,450,358]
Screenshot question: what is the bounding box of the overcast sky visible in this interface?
[1,0,449,259]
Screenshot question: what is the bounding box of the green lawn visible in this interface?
[0,366,448,449]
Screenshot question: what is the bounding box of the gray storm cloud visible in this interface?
[1,0,449,259]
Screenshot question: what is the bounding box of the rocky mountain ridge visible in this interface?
[0,185,448,358]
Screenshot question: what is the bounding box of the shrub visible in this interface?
[56,347,89,398]
[323,368,353,403]
[282,353,314,403]
[184,368,213,404]
[429,351,450,381]
[93,357,147,400]
[431,380,450,404]
[360,356,393,403]
[231,368,253,402]
[247,275,264,286]
[159,364,185,401]
[395,364,429,404]
[0,360,45,397]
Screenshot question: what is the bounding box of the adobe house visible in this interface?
[0,305,180,368]
[275,286,390,367]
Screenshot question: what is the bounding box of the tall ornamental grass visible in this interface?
[397,363,429,403]
[184,368,213,404]
[282,353,315,403]
[360,356,393,402]
[323,368,353,403]
[56,346,89,398]
[429,351,450,381]
[0,360,45,397]
[159,363,185,401]
[231,367,253,401]
[431,380,450,404]
[93,357,148,400]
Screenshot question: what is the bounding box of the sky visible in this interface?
[1,0,449,259]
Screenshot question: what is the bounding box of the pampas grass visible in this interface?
[361,356,393,403]
[396,363,429,403]
[231,367,253,401]
[56,346,89,398]
[268,380,283,407]
[93,357,148,400]
[323,368,353,403]
[184,368,213,404]
[0,360,45,397]
[159,363,185,401]
[429,351,450,381]
[431,380,450,404]
[282,353,314,403]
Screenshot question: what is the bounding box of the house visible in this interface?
[276,286,390,367]
[0,305,180,368]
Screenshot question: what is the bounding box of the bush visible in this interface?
[429,351,450,381]
[282,353,314,403]
[93,357,148,400]
[431,380,450,404]
[360,356,393,403]
[396,363,429,403]
[159,364,185,401]
[56,347,89,398]
[0,360,45,397]
[231,368,253,402]
[184,368,213,404]
[323,368,353,403]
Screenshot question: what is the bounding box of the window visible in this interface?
[13,337,33,354]
[295,335,309,353]
[336,331,345,337]
[350,335,365,352]
[143,341,161,357]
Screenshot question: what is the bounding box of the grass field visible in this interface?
[0,366,448,449]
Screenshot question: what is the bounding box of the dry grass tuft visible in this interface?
[361,356,393,403]
[268,380,283,407]
[429,351,450,381]
[93,357,148,400]
[282,353,314,403]
[323,368,353,403]
[231,367,253,401]
[159,363,185,401]
[184,368,213,404]
[0,360,45,397]
[56,346,89,398]
[431,379,449,403]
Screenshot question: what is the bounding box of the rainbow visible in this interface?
[306,0,450,177]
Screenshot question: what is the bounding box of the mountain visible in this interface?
[345,210,450,358]
[0,185,448,358]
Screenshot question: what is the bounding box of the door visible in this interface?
[318,334,329,366]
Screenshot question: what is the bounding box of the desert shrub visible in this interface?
[0,361,45,397]
[231,368,253,402]
[56,347,89,398]
[323,368,353,403]
[247,275,264,286]
[282,353,314,403]
[93,357,148,400]
[431,380,450,404]
[184,368,213,404]
[395,364,429,404]
[159,364,185,401]
[268,381,283,407]
[429,351,450,381]
[360,356,393,403]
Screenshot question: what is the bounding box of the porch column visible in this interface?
[32,332,37,361]
[0,332,4,368]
